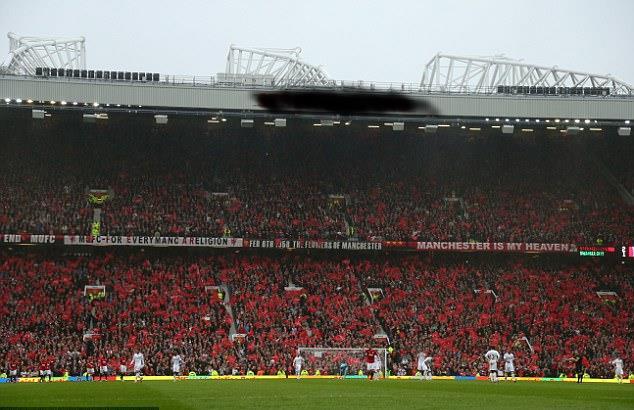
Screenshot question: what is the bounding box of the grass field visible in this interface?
[1,380,632,409]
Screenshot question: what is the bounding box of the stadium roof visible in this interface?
[420,54,633,95]
[220,45,334,87]
[1,32,86,76]
[1,33,633,122]
[2,32,632,95]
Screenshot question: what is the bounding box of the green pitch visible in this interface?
[0,380,632,409]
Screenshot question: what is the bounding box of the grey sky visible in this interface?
[1,0,633,84]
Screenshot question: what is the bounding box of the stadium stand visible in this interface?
[220,256,379,374]
[1,250,631,378]
[0,110,632,380]
[365,255,632,378]
[0,252,233,376]
[0,117,632,245]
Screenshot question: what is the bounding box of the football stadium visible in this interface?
[1,3,634,408]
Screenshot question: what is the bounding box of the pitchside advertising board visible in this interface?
[1,233,633,257]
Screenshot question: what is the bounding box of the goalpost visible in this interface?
[297,347,389,379]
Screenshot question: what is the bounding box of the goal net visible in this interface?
[297,347,388,379]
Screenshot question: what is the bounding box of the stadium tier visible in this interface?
[0,111,632,246]
[0,250,631,379]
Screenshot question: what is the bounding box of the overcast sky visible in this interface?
[1,0,633,84]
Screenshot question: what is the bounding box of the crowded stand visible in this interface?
[1,251,631,378]
[1,113,632,382]
[0,252,233,377]
[219,256,379,374]
[365,256,633,378]
[0,119,632,245]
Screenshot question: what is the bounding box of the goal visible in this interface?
[297,347,389,379]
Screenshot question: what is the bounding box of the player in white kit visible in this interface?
[293,354,304,380]
[417,351,433,381]
[503,351,516,382]
[484,348,501,383]
[373,353,383,379]
[171,353,184,381]
[130,351,145,383]
[611,356,624,383]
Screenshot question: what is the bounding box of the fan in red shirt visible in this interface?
[365,348,378,380]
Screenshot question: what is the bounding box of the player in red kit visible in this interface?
[98,356,109,381]
[8,361,18,383]
[38,360,47,383]
[118,357,128,381]
[365,348,377,380]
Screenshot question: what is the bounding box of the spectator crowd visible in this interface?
[1,251,631,378]
[0,115,632,379]
[0,123,632,245]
